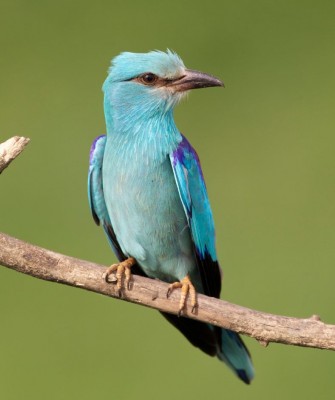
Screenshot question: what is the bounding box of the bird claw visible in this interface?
[166,275,198,316]
[104,257,136,296]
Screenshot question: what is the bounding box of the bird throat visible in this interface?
[105,106,182,165]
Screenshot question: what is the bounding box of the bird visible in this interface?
[88,50,254,384]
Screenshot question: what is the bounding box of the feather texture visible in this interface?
[88,50,254,383]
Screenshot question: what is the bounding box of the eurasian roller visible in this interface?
[88,50,254,384]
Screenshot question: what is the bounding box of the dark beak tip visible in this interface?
[213,76,224,88]
[169,69,224,92]
[186,69,224,90]
[215,79,224,88]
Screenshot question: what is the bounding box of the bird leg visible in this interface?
[167,275,198,316]
[104,257,136,296]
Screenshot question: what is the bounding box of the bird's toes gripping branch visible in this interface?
[167,275,198,317]
[103,257,136,297]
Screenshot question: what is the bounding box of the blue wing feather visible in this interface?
[170,135,221,297]
[170,135,254,383]
[170,136,216,260]
[88,135,109,226]
[88,135,126,261]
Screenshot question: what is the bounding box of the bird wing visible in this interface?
[88,135,126,261]
[88,135,253,380]
[170,135,222,298]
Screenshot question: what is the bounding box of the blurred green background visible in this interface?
[1,0,334,399]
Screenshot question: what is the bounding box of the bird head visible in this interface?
[103,50,223,127]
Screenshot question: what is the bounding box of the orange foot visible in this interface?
[103,257,136,296]
[167,275,198,316]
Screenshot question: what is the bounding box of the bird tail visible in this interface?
[161,313,254,384]
[216,328,255,384]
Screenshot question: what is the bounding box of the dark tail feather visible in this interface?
[162,313,254,384]
[216,328,254,384]
[161,312,218,356]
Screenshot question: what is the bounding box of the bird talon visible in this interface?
[166,275,198,316]
[104,271,117,283]
[125,266,132,290]
[104,257,136,295]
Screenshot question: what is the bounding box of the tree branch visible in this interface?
[1,135,334,351]
[0,232,334,350]
[0,136,30,173]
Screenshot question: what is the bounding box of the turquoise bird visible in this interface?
[88,50,254,384]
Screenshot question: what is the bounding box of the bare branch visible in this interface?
[0,232,334,351]
[0,136,30,173]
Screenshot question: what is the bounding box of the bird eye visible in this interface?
[139,73,158,85]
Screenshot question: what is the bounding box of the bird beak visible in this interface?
[167,69,224,92]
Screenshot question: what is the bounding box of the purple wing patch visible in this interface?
[89,134,106,166]
[170,134,222,298]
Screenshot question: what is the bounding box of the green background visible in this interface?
[1,0,334,399]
